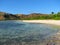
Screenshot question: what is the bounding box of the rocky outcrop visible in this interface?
[0,12,20,20]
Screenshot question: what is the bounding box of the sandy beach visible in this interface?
[22,20,60,26]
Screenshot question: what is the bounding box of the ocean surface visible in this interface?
[0,20,60,45]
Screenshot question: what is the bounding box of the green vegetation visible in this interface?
[0,12,60,20]
[20,12,60,20]
[18,12,60,20]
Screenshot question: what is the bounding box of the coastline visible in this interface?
[22,20,60,26]
[0,20,60,26]
[22,20,60,45]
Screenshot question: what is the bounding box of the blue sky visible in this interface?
[0,0,60,14]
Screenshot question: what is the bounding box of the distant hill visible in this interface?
[0,12,20,20]
[15,13,48,20]
[0,12,48,20]
[1,12,60,20]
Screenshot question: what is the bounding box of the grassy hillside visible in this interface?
[0,12,60,20]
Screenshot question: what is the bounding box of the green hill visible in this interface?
[0,12,60,20]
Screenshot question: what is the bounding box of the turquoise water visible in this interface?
[0,20,60,45]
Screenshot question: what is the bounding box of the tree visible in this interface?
[51,12,54,14]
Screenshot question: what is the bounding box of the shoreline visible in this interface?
[22,20,60,44]
[0,20,60,26]
[22,20,60,26]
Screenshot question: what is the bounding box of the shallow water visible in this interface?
[0,20,60,45]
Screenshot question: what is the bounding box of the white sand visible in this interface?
[22,20,60,26]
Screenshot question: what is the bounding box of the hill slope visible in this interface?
[0,12,48,20]
[0,12,60,20]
